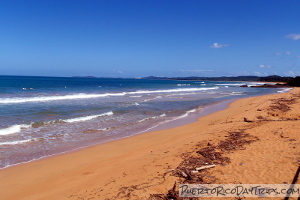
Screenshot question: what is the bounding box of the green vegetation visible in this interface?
[287,76,300,87]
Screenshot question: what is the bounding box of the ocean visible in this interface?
[0,76,289,169]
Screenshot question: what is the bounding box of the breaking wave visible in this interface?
[63,111,113,123]
[0,124,31,136]
[0,87,219,104]
[0,111,114,135]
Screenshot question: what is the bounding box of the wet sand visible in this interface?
[0,88,299,200]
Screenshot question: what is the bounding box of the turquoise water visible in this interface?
[0,76,285,168]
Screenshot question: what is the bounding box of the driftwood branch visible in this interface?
[195,164,216,171]
[179,170,188,178]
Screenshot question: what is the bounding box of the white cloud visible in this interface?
[253,71,268,76]
[253,71,262,76]
[210,43,229,49]
[274,51,292,56]
[258,64,272,68]
[286,34,300,40]
[284,71,300,77]
[113,70,123,74]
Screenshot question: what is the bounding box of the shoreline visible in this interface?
[0,88,299,199]
[0,97,235,170]
[0,92,249,170]
[0,90,278,170]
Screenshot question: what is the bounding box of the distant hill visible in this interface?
[142,75,293,82]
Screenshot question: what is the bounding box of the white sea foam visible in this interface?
[177,84,190,86]
[0,124,31,136]
[97,127,111,131]
[0,112,113,136]
[0,139,33,145]
[174,109,197,119]
[91,113,167,132]
[247,82,276,87]
[129,87,218,94]
[0,93,126,104]
[277,88,292,93]
[169,92,195,96]
[0,87,218,104]
[63,111,113,123]
[129,108,199,137]
[215,83,245,86]
[137,113,166,123]
[231,92,244,95]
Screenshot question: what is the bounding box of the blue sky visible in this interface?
[0,0,299,78]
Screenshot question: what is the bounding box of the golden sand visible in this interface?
[0,88,299,200]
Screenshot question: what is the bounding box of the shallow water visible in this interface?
[0,76,284,168]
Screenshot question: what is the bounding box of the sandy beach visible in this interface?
[0,88,299,200]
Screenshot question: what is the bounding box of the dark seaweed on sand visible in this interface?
[150,130,258,200]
